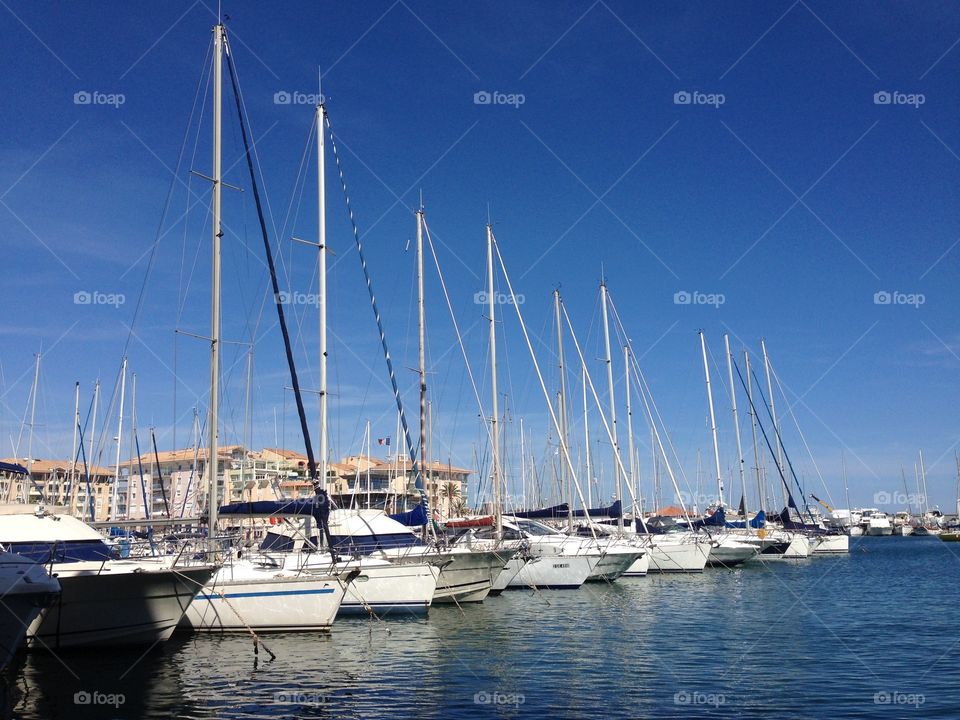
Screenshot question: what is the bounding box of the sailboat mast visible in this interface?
[554,290,572,529]
[842,451,851,531]
[26,352,40,481]
[600,283,622,529]
[487,223,502,538]
[744,351,763,513]
[699,331,724,508]
[919,449,929,520]
[416,205,427,502]
[582,366,592,508]
[317,101,328,492]
[111,357,127,520]
[207,23,224,533]
[760,339,785,504]
[70,380,79,496]
[624,346,637,517]
[724,334,746,520]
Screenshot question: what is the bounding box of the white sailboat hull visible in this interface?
[0,552,59,667]
[811,534,849,554]
[180,563,346,631]
[646,538,710,573]
[706,539,760,567]
[381,547,511,603]
[584,545,646,581]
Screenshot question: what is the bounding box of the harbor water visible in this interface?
[4,536,958,719]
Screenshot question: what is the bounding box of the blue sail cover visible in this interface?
[512,503,569,519]
[777,507,823,532]
[389,502,428,527]
[571,500,622,519]
[725,510,766,529]
[0,461,28,475]
[219,500,321,517]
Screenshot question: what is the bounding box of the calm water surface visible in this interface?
[4,536,959,719]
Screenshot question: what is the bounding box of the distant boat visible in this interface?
[860,509,893,536]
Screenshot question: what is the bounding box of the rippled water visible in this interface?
[4,536,960,719]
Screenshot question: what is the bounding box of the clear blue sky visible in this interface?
[2,1,959,513]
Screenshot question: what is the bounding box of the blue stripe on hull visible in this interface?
[199,588,336,600]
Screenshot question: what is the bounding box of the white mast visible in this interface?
[487,222,502,538]
[70,381,79,500]
[317,99,328,492]
[624,346,637,517]
[724,334,746,520]
[417,204,427,505]
[207,23,224,533]
[26,352,40,481]
[699,331,724,508]
[919,449,929,520]
[554,289,572,529]
[842,451,851,531]
[519,417,526,508]
[582,366,593,508]
[744,351,763,512]
[110,357,127,520]
[600,282,622,529]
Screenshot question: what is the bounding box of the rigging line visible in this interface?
[770,360,836,508]
[323,109,420,487]
[223,34,318,486]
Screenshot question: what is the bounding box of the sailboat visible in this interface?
[179,23,351,632]
[0,550,59,669]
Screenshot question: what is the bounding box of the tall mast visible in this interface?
[919,449,928,519]
[699,331,724,508]
[317,100,329,492]
[724,334,746,521]
[744,351,763,513]
[582,366,592,508]
[600,282,622,529]
[128,373,137,515]
[842,451,851,530]
[70,381,79,499]
[760,339,785,504]
[554,290,572,529]
[416,204,427,501]
[86,377,100,519]
[26,352,40,480]
[207,23,224,533]
[519,417,526,507]
[111,357,127,519]
[487,223,502,538]
[242,349,252,489]
[624,346,637,517]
